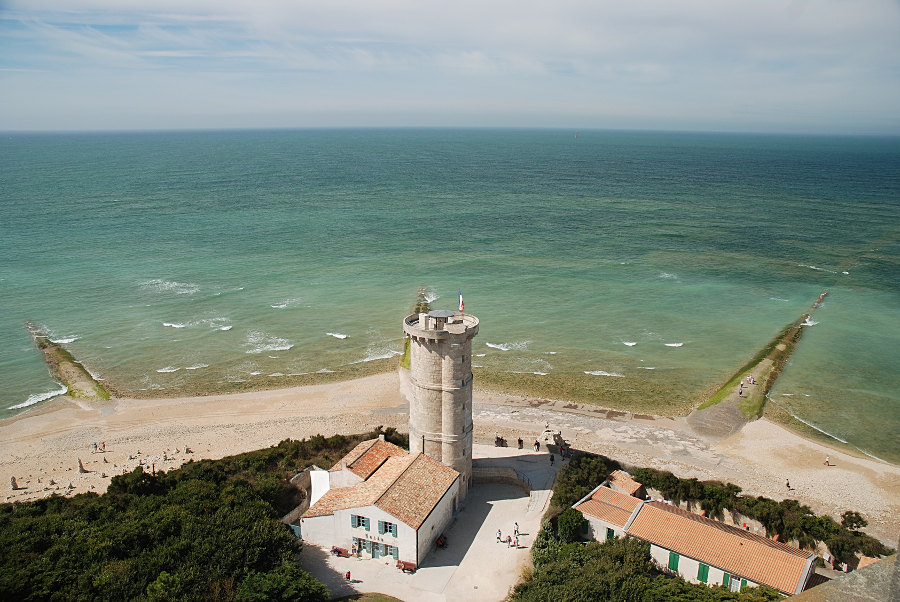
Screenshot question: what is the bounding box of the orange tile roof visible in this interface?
[575,485,642,528]
[608,469,644,496]
[627,502,814,594]
[329,438,407,480]
[377,454,460,528]
[303,446,459,529]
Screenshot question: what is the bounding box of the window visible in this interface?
[350,514,370,530]
[698,563,709,583]
[723,573,731,588]
[668,551,679,571]
[378,520,398,536]
[606,527,615,541]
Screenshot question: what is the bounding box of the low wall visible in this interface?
[471,464,531,493]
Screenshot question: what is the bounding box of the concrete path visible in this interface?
[297,444,562,601]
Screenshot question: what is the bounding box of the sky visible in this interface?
[1,0,899,134]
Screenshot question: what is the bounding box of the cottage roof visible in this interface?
[607,469,644,496]
[627,501,815,594]
[574,485,642,528]
[303,441,459,529]
[329,438,407,480]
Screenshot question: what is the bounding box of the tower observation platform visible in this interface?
[403,310,479,500]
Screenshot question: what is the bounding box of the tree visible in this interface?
[840,510,867,531]
[557,507,587,543]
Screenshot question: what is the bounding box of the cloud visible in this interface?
[1,0,898,131]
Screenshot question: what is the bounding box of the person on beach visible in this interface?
[514,522,519,536]
[345,570,351,582]
[824,456,830,466]
[497,529,502,542]
[786,479,790,490]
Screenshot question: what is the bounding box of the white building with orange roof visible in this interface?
[300,435,460,567]
[574,483,817,595]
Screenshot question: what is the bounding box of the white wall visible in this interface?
[415,478,460,565]
[336,505,418,564]
[584,515,626,541]
[649,544,757,590]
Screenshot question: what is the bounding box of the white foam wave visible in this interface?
[271,298,301,309]
[350,350,402,364]
[163,322,187,329]
[50,336,79,344]
[781,393,794,396]
[156,366,179,373]
[802,317,818,326]
[268,372,284,377]
[638,366,656,370]
[424,289,439,303]
[665,342,684,347]
[317,368,335,374]
[219,325,233,331]
[326,332,348,339]
[475,353,486,357]
[485,341,530,352]
[842,271,850,275]
[786,412,848,444]
[798,264,838,274]
[249,371,262,376]
[623,341,637,347]
[769,297,788,302]
[8,384,68,409]
[185,364,208,370]
[140,279,199,295]
[584,370,625,377]
[509,371,548,376]
[659,272,678,279]
[244,331,293,354]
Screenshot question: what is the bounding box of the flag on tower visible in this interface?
[458,291,464,313]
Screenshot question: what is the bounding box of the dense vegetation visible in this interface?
[510,452,893,601]
[0,427,407,601]
[630,467,893,562]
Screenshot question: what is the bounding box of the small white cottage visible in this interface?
[300,437,460,567]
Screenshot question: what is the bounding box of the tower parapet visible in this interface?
[403,310,478,500]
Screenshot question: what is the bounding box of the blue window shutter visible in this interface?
[351,514,357,528]
[392,546,399,559]
[378,520,385,534]
[392,523,398,536]
[364,517,370,531]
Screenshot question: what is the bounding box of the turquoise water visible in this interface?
[1,129,898,462]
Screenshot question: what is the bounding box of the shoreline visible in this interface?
[2,372,897,546]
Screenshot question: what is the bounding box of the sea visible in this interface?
[1,129,898,463]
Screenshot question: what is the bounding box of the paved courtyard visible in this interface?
[298,444,561,601]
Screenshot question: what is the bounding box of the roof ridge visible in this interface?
[347,438,380,468]
[645,501,812,558]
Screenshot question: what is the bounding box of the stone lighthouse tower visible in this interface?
[403,308,479,500]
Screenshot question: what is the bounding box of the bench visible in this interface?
[396,560,417,573]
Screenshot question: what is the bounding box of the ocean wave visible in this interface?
[350,349,402,364]
[769,297,789,302]
[623,341,637,347]
[485,341,530,352]
[249,371,262,376]
[156,366,179,373]
[139,279,199,295]
[271,298,301,309]
[475,353,486,357]
[659,272,678,279]
[163,322,187,329]
[219,325,233,331]
[584,370,625,377]
[50,336,79,344]
[797,264,839,275]
[317,368,335,374]
[326,332,348,339]
[638,366,656,370]
[268,372,285,377]
[801,317,818,326]
[244,331,293,354]
[509,371,548,376]
[185,364,208,370]
[785,412,848,444]
[424,289,439,303]
[664,342,684,347]
[8,384,68,409]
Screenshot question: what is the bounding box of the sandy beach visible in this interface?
[2,371,897,546]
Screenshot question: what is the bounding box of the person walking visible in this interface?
[785,478,790,490]
[514,522,519,536]
[497,529,502,542]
